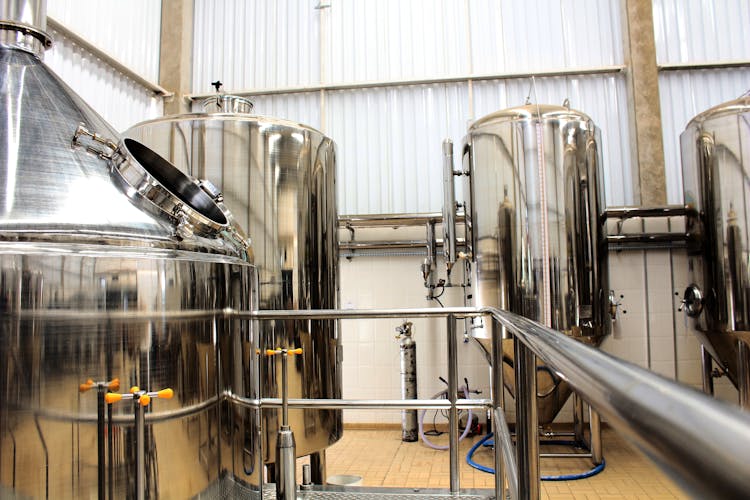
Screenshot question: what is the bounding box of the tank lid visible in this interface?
[685,94,750,129]
[470,103,593,130]
[201,94,254,114]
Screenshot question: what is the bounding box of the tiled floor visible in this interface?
[317,427,687,499]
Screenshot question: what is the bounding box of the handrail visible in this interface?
[246,306,750,500]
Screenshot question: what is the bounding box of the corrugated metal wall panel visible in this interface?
[47,0,161,81]
[469,0,623,75]
[472,74,633,206]
[325,0,469,83]
[653,1,750,203]
[329,83,468,214]
[45,27,164,131]
[192,0,320,93]
[653,0,750,64]
[659,69,750,203]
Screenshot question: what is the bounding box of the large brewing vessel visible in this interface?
[461,104,609,423]
[125,97,341,471]
[0,3,258,497]
[680,95,750,402]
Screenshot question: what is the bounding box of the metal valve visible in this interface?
[105,386,174,407]
[72,124,118,160]
[679,284,704,317]
[80,378,120,393]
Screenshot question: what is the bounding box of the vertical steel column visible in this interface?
[701,345,715,396]
[514,338,539,500]
[589,406,603,465]
[96,386,105,500]
[309,452,326,485]
[738,340,750,410]
[447,314,459,494]
[572,392,584,444]
[490,319,505,500]
[135,401,145,500]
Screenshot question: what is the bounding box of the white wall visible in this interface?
[43,0,164,131]
[652,0,750,203]
[338,216,739,426]
[193,0,634,213]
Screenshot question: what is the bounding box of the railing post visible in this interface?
[447,314,459,494]
[491,318,505,499]
[701,345,714,396]
[739,340,750,410]
[589,405,603,465]
[514,337,539,500]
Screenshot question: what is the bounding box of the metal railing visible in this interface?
[236,307,750,500]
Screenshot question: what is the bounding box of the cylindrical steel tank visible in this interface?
[125,98,341,469]
[680,95,750,395]
[462,104,609,424]
[0,7,258,496]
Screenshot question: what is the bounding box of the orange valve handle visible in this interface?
[105,393,123,404]
[265,349,279,356]
[155,388,174,399]
[288,348,303,355]
[130,386,140,394]
[139,394,151,407]
[108,378,120,391]
[79,379,95,393]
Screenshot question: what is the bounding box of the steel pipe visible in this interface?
[739,340,750,410]
[339,212,457,228]
[701,345,715,396]
[493,407,518,500]
[490,320,505,500]
[238,397,491,411]
[491,307,750,499]
[603,205,691,219]
[447,314,459,493]
[514,339,540,500]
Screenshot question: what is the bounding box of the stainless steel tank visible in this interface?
[124,97,341,471]
[462,103,610,424]
[680,95,750,401]
[0,4,258,497]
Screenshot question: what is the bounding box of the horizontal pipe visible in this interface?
[259,398,491,411]
[603,205,691,219]
[488,307,750,500]
[186,65,625,100]
[658,60,750,72]
[540,453,593,459]
[244,307,483,320]
[339,212,460,228]
[494,407,519,500]
[46,17,172,97]
[339,237,466,252]
[606,233,689,245]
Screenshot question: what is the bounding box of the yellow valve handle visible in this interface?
[265,348,303,356]
[139,394,151,406]
[79,379,94,393]
[108,378,120,391]
[155,388,174,399]
[105,393,122,404]
[130,386,140,394]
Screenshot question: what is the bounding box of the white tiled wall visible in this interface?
[338,216,739,426]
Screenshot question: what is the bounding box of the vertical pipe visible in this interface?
[589,405,603,465]
[573,392,584,443]
[281,353,289,427]
[490,319,505,500]
[442,139,457,275]
[96,386,105,500]
[447,314,459,494]
[701,345,715,396]
[309,451,326,485]
[514,339,539,500]
[739,340,750,410]
[135,402,145,500]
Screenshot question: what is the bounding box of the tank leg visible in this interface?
[701,345,715,396]
[588,405,603,465]
[738,340,750,410]
[572,393,585,444]
[309,451,327,484]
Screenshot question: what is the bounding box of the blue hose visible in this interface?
[466,433,606,480]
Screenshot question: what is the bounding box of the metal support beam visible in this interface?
[159,0,193,114]
[446,314,460,494]
[514,339,540,500]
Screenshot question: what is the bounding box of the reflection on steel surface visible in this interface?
[0,19,257,498]
[125,101,342,463]
[461,104,609,424]
[680,95,750,391]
